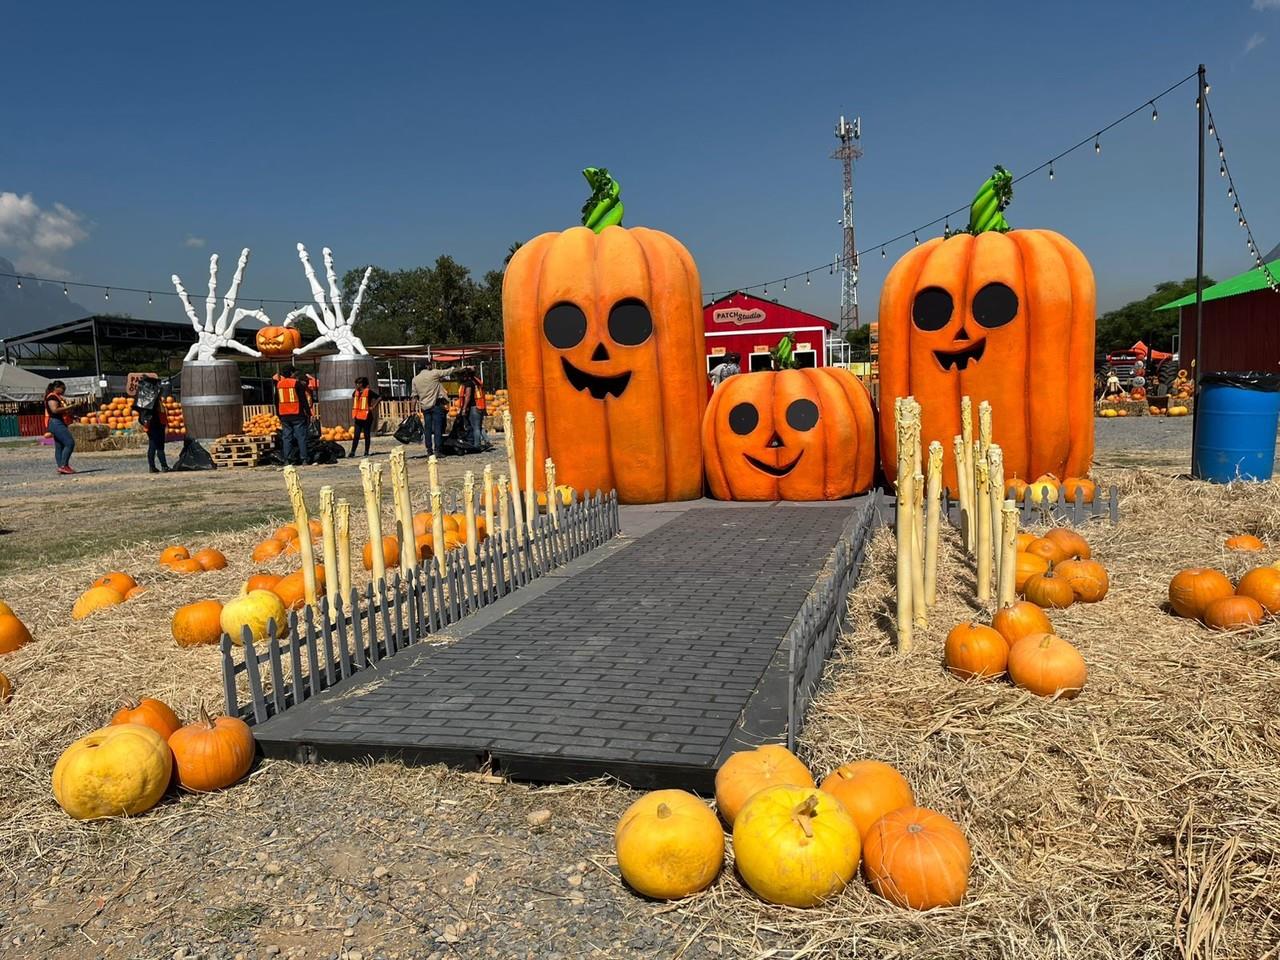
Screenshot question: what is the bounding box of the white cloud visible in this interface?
[0,192,90,276]
[1244,31,1267,53]
[1253,0,1280,10]
[184,234,206,248]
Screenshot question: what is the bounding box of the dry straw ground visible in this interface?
[0,460,1278,959]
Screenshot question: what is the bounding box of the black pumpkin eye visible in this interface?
[786,398,820,432]
[728,402,758,436]
[607,298,653,346]
[973,282,1018,328]
[912,286,954,331]
[543,302,588,349]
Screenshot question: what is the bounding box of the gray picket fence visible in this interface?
[786,497,882,750]
[221,491,621,724]
[944,485,1119,528]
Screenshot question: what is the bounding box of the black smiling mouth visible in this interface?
[933,339,987,371]
[744,452,803,477]
[561,358,631,400]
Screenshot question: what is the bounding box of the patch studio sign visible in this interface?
[712,306,767,326]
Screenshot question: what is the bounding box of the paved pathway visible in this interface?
[255,500,871,789]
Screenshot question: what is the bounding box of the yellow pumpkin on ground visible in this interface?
[72,586,126,620]
[732,784,861,907]
[220,590,287,646]
[714,743,814,827]
[52,724,172,820]
[614,789,724,899]
[819,760,915,840]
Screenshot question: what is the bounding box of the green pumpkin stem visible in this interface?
[581,167,624,233]
[967,164,1014,235]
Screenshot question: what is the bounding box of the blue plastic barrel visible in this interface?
[1192,372,1280,483]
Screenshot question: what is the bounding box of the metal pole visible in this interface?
[91,317,102,398]
[1191,63,1206,476]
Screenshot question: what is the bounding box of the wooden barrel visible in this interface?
[180,360,244,441]
[317,355,378,428]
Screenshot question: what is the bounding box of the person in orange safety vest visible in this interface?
[274,366,318,465]
[349,376,381,458]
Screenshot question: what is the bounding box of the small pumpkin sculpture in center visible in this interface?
[255,325,302,358]
[703,368,876,501]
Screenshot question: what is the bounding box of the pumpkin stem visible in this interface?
[968,165,1013,235]
[791,794,820,838]
[580,168,624,233]
[198,701,215,729]
[655,802,672,820]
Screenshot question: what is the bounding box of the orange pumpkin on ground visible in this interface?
[944,623,1009,681]
[714,743,814,827]
[412,513,434,537]
[0,672,11,703]
[1022,570,1075,609]
[124,586,147,601]
[1043,527,1091,560]
[702,368,876,501]
[272,524,301,543]
[1235,567,1280,615]
[1055,558,1109,603]
[272,567,325,610]
[1015,531,1038,552]
[1007,633,1086,698]
[819,760,915,840]
[0,614,33,654]
[159,546,190,566]
[991,601,1053,647]
[1201,595,1264,631]
[414,535,434,561]
[252,539,287,562]
[1168,568,1234,619]
[171,600,225,647]
[93,572,138,594]
[504,220,706,504]
[1014,552,1051,593]
[167,558,205,575]
[1005,478,1030,502]
[192,548,227,571]
[111,698,181,739]
[362,537,401,571]
[72,586,126,620]
[878,172,1095,492]
[1025,537,1069,567]
[862,806,971,909]
[1060,477,1097,503]
[1225,534,1265,552]
[168,705,255,792]
[244,573,282,594]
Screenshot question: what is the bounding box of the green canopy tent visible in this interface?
[1157,251,1280,373]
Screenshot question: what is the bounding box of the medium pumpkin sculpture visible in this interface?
[255,325,302,358]
[878,166,1095,492]
[503,169,705,504]
[702,368,876,501]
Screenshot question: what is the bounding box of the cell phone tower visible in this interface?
[832,115,862,333]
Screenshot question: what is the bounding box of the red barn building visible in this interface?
[702,292,836,375]
[1161,249,1280,373]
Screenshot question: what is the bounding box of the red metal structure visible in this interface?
[702,292,836,375]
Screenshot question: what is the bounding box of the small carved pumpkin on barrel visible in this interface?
[255,326,302,358]
[503,169,705,504]
[702,368,876,501]
[878,165,1096,493]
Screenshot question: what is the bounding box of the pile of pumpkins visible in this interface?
[79,396,140,433]
[1167,534,1280,630]
[243,412,282,436]
[71,571,149,620]
[1005,474,1095,506]
[615,746,970,909]
[52,696,254,820]
[1011,528,1109,611]
[160,396,186,437]
[159,545,228,576]
[945,601,1086,698]
[320,425,355,443]
[0,601,32,705]
[1098,406,1131,418]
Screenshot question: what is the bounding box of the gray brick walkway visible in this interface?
[254,501,871,790]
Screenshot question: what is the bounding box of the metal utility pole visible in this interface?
[1191,63,1206,474]
[832,115,862,334]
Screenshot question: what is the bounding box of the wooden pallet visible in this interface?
[217,433,273,447]
[212,453,266,468]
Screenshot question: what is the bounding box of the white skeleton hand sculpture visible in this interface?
[286,243,372,357]
[173,248,267,362]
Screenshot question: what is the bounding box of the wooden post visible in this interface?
[283,467,319,609]
[427,454,440,499]
[924,440,942,608]
[895,402,914,652]
[359,459,387,587]
[912,468,927,627]
[482,463,495,539]
[961,397,975,551]
[463,471,478,563]
[952,435,969,551]
[998,500,1019,607]
[545,458,560,529]
[496,474,510,539]
[987,444,1005,582]
[336,498,352,603]
[318,486,340,621]
[430,487,447,576]
[975,456,992,603]
[524,412,537,535]
[503,411,526,544]
[388,448,416,575]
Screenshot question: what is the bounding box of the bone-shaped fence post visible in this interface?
[925,441,943,608]
[524,412,538,535]
[952,435,969,551]
[503,412,526,543]
[483,464,495,538]
[430,489,447,576]
[961,396,975,551]
[976,456,992,604]
[545,458,560,530]
[318,486,340,622]
[988,444,1005,581]
[463,471,478,563]
[389,448,416,575]
[360,459,387,587]
[998,500,1019,607]
[497,475,510,541]
[336,499,352,602]
[283,467,318,609]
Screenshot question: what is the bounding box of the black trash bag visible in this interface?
[172,439,216,471]
[306,418,322,446]
[394,414,424,445]
[1200,372,1280,392]
[308,440,345,465]
[135,378,161,412]
[261,447,286,466]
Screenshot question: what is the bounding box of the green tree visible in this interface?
[844,324,871,359]
[1094,277,1211,353]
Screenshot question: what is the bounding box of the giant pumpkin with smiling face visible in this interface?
[504,171,705,504]
[703,368,876,501]
[878,166,1095,492]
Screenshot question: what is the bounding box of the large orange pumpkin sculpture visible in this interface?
[255,326,302,358]
[702,368,876,501]
[878,166,1095,492]
[503,171,705,504]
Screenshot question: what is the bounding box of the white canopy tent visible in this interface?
[0,362,51,401]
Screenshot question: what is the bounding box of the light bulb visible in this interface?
[763,286,768,295]
[63,284,68,296]
[1049,163,1055,180]
[1151,103,1158,121]
[1094,137,1101,154]
[782,280,787,292]
[1208,123,1214,136]
[15,278,21,289]
[881,249,886,259]
[147,292,152,304]
[104,288,110,301]
[805,274,810,285]
[1228,187,1234,198]
[1218,147,1224,159]
[913,232,919,246]
[1220,164,1226,177]
[1195,97,1201,109]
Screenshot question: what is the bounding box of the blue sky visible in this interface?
[2,0,1278,327]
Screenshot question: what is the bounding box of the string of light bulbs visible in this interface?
[1202,93,1279,293]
